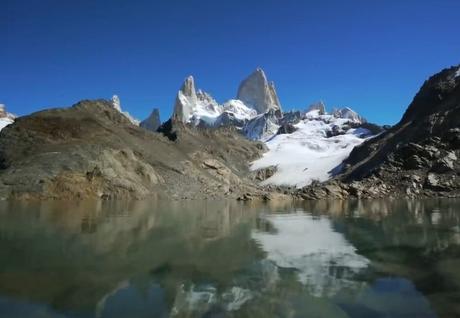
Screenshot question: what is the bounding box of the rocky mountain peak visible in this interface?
[110,95,140,125]
[332,107,366,123]
[180,76,197,100]
[111,95,122,112]
[401,64,460,124]
[307,101,326,115]
[140,108,161,132]
[237,68,282,116]
[173,75,198,123]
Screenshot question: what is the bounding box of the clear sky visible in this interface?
[2,0,460,125]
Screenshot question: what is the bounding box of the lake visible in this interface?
[0,199,459,317]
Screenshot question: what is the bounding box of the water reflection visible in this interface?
[0,199,458,317]
[252,213,369,297]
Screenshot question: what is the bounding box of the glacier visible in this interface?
[251,108,372,188]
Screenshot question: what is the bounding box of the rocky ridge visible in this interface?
[297,64,460,199]
[0,100,270,200]
[140,108,161,132]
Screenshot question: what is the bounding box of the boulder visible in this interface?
[276,123,297,135]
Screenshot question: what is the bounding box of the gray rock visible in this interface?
[277,123,297,135]
[431,152,457,172]
[140,108,161,132]
[281,110,302,125]
[243,109,280,140]
[172,76,197,123]
[404,155,428,170]
[237,68,282,116]
[213,112,246,128]
[252,166,277,181]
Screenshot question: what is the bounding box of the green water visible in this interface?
[0,199,459,318]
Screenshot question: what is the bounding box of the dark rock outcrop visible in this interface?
[243,109,280,140]
[276,123,297,135]
[299,64,460,199]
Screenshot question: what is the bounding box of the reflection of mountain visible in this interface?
[306,199,460,318]
[0,199,459,317]
[0,200,262,316]
[252,213,369,297]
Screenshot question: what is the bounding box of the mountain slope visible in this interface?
[251,106,374,187]
[0,100,267,200]
[298,64,460,199]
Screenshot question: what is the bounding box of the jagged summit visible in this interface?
[172,75,224,124]
[140,108,161,132]
[170,75,258,127]
[180,76,197,100]
[172,76,198,123]
[237,68,282,116]
[110,95,140,125]
[307,101,326,115]
[332,107,366,123]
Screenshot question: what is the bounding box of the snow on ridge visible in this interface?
[111,95,140,125]
[455,66,460,78]
[222,99,257,121]
[0,103,16,131]
[251,111,371,188]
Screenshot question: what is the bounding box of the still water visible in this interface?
[0,199,459,318]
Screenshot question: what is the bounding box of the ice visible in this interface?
[251,113,370,187]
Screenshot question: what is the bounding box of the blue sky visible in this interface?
[2,0,460,125]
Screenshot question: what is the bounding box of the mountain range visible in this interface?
[0,64,458,200]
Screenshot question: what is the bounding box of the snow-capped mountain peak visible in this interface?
[0,104,16,131]
[237,68,282,116]
[307,101,326,115]
[111,95,140,125]
[332,107,366,123]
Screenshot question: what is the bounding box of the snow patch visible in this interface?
[456,66,460,78]
[222,99,257,121]
[251,112,370,187]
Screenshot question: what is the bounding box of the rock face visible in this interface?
[243,109,280,141]
[0,99,267,200]
[237,68,282,116]
[298,64,460,199]
[170,76,260,129]
[140,108,161,132]
[172,76,198,123]
[111,95,140,125]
